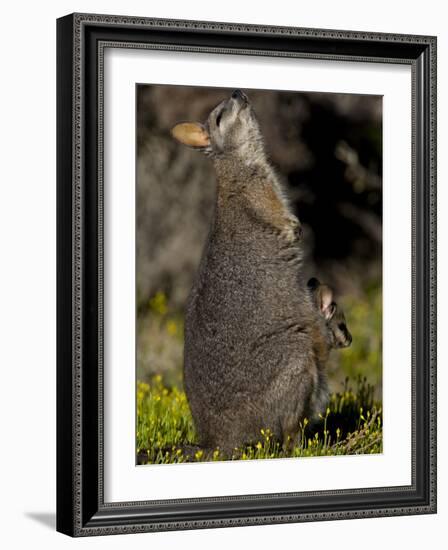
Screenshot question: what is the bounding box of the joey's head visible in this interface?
[171,90,265,163]
[308,278,352,349]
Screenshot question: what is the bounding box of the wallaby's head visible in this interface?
[307,278,352,349]
[171,90,264,161]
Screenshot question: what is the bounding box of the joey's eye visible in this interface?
[338,323,346,331]
[216,111,223,127]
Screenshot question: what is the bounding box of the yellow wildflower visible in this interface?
[149,291,168,315]
[166,320,178,336]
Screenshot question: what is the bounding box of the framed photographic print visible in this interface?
[56,13,437,536]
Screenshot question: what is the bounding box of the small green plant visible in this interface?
[137,291,185,388]
[136,375,382,464]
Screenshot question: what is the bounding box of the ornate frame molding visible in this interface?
[57,13,437,536]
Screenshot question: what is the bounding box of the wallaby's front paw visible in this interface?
[282,215,302,242]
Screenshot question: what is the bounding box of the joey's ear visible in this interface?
[171,122,210,148]
[318,284,336,320]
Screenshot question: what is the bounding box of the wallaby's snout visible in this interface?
[231,89,249,105]
[334,313,352,348]
[231,89,244,100]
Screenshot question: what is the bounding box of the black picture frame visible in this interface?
[56,13,437,537]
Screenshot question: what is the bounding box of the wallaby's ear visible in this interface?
[318,284,336,320]
[171,122,210,148]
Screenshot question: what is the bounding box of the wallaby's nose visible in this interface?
[231,89,248,102]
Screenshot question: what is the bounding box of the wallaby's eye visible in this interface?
[338,323,345,331]
[216,111,223,127]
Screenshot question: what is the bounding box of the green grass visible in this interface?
[335,283,382,391]
[136,375,382,465]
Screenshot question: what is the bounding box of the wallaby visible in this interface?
[307,277,352,349]
[171,90,345,455]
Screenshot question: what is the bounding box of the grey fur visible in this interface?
[172,90,340,454]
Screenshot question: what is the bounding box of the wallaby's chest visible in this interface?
[188,223,306,328]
